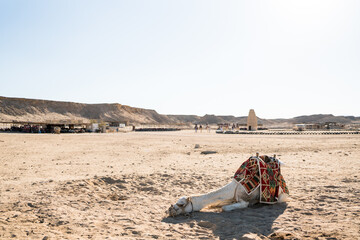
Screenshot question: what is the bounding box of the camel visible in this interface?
[168,153,289,216]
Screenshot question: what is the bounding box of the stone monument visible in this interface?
[247,109,257,131]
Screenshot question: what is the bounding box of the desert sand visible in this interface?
[0,131,359,239]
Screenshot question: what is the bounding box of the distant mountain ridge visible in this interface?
[291,114,359,124]
[0,96,359,127]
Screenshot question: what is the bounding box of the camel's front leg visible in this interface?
[222,200,249,212]
[190,180,239,211]
[169,180,239,216]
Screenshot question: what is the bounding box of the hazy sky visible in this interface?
[1,1,359,118]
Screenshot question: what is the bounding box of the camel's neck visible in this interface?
[190,180,238,211]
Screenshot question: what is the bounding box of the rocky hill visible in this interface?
[0,96,359,127]
[0,96,172,125]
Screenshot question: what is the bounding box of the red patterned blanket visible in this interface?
[233,155,289,204]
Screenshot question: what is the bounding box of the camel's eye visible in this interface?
[176,203,184,207]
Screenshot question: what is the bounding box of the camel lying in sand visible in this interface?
[168,154,289,216]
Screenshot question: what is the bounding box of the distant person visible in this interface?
[199,125,203,133]
[194,124,198,133]
[206,124,210,133]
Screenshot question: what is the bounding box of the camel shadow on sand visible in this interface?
[162,203,287,240]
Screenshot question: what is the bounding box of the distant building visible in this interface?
[294,122,345,131]
[247,109,258,131]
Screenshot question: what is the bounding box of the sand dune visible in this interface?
[0,131,359,239]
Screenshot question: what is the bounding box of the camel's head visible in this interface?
[167,196,193,217]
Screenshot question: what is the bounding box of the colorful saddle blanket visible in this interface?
[233,155,289,204]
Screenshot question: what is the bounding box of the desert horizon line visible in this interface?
[1,95,359,119]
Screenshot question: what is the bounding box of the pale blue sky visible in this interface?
[0,0,359,118]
